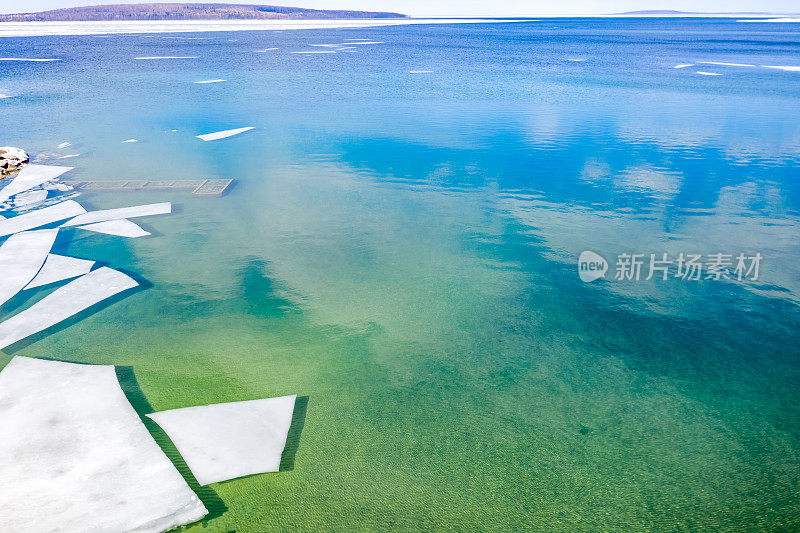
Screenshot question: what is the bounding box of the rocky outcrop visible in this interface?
[0,147,29,175]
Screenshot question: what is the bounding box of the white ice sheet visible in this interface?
[24,254,95,289]
[61,202,170,227]
[148,395,296,486]
[0,267,138,349]
[0,229,57,307]
[76,219,150,238]
[0,200,85,237]
[0,356,208,532]
[0,164,73,203]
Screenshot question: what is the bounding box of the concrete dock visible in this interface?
[62,179,235,196]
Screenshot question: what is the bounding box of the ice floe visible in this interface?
[673,64,694,68]
[57,142,71,149]
[25,254,95,289]
[763,65,800,72]
[196,127,254,141]
[0,163,73,203]
[0,267,138,349]
[148,395,297,485]
[696,71,722,76]
[194,79,226,83]
[77,218,150,238]
[0,356,208,532]
[0,200,85,237]
[0,57,60,62]
[344,41,384,45]
[61,201,171,227]
[0,229,57,307]
[255,47,279,52]
[134,56,199,60]
[122,138,138,143]
[57,153,80,159]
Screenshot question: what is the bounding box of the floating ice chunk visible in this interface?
[0,229,57,307]
[0,356,208,532]
[134,56,198,59]
[196,127,254,141]
[344,41,384,45]
[194,79,226,83]
[77,218,150,238]
[0,164,73,203]
[0,200,85,237]
[12,189,47,208]
[566,58,586,62]
[673,64,693,68]
[763,65,800,72]
[255,47,279,52]
[0,57,60,62]
[292,50,336,54]
[24,254,95,289]
[696,71,722,76]
[148,395,296,486]
[122,138,138,143]
[57,142,71,149]
[57,153,80,159]
[409,70,434,73]
[0,266,138,349]
[698,61,755,67]
[61,202,170,227]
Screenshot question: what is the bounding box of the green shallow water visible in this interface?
[1,18,800,531]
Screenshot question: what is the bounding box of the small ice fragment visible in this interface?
[61,202,171,227]
[122,139,138,143]
[673,64,693,68]
[292,50,336,54]
[696,71,722,76]
[763,65,800,72]
[196,127,254,141]
[0,164,73,203]
[57,153,80,159]
[0,229,57,307]
[0,267,138,349]
[147,395,297,486]
[408,70,434,73]
[0,57,60,62]
[255,48,279,52]
[24,253,95,289]
[698,61,755,67]
[344,41,384,45]
[12,189,48,208]
[566,58,586,62]
[0,357,208,532]
[76,219,150,238]
[0,200,85,237]
[194,79,226,84]
[134,56,198,60]
[57,142,71,149]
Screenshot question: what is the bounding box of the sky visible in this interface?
[0,0,797,17]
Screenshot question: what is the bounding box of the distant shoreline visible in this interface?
[0,19,525,37]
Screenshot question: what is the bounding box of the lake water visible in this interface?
[1,17,800,531]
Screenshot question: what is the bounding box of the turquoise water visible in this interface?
[2,18,800,531]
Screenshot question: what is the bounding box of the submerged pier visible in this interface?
[62,178,235,196]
